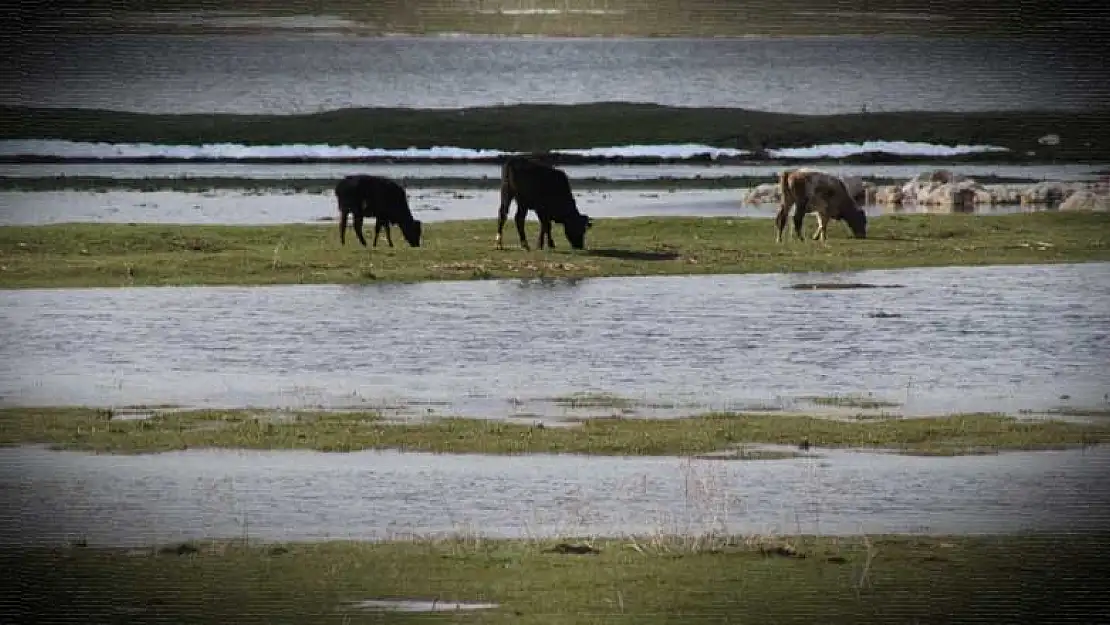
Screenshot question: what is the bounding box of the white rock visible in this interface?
[1020,182,1083,206]
[1058,190,1110,212]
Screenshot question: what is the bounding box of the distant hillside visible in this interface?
[11,0,1109,38]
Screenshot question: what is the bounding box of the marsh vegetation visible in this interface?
[3,407,1107,456]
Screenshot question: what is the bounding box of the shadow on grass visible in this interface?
[586,247,680,261]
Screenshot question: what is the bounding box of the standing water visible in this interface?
[2,262,1107,416]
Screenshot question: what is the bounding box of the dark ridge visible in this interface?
[2,104,1109,161]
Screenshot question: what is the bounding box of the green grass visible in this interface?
[2,213,1108,289]
[3,407,1108,456]
[0,174,1045,194]
[4,104,1109,161]
[4,533,1107,624]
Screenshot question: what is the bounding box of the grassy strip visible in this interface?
[0,174,1045,194]
[4,533,1107,624]
[805,394,903,409]
[1,213,1108,289]
[3,408,1107,456]
[4,104,1109,161]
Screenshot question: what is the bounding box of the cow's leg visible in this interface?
[496,183,514,249]
[377,220,399,248]
[514,205,531,251]
[774,202,791,243]
[812,213,826,241]
[537,217,553,250]
[372,219,382,247]
[339,210,350,245]
[352,213,369,247]
[544,220,556,249]
[792,200,809,241]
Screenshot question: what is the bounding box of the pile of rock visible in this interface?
[743,183,781,205]
[1058,189,1110,212]
[743,168,1109,213]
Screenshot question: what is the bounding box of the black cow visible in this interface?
[334,174,423,248]
[495,156,593,251]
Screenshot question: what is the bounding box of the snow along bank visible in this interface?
[0,140,1011,162]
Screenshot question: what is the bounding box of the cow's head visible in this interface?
[400,219,423,247]
[563,213,593,250]
[843,207,868,239]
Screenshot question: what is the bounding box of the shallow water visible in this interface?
[4,34,1102,114]
[0,189,754,226]
[0,188,1051,226]
[2,263,1107,417]
[2,444,1107,547]
[1,162,1105,182]
[346,599,500,612]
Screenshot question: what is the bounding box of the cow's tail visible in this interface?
[774,170,795,242]
[335,179,351,244]
[495,159,518,247]
[502,158,518,193]
[778,170,792,205]
[499,158,518,211]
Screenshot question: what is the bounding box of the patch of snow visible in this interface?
[0,140,1011,162]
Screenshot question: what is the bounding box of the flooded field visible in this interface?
[3,443,1107,547]
[2,263,1107,416]
[0,188,1049,226]
[2,161,1105,182]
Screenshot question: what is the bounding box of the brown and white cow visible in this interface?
[775,169,868,242]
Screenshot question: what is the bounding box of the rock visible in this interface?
[874,185,904,206]
[900,169,972,204]
[544,543,600,555]
[760,544,805,559]
[1020,181,1083,206]
[1038,133,1061,146]
[744,183,781,205]
[919,180,986,209]
[990,185,1024,205]
[1058,190,1110,212]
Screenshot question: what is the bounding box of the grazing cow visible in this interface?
[334,175,423,248]
[775,169,868,242]
[495,156,593,251]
